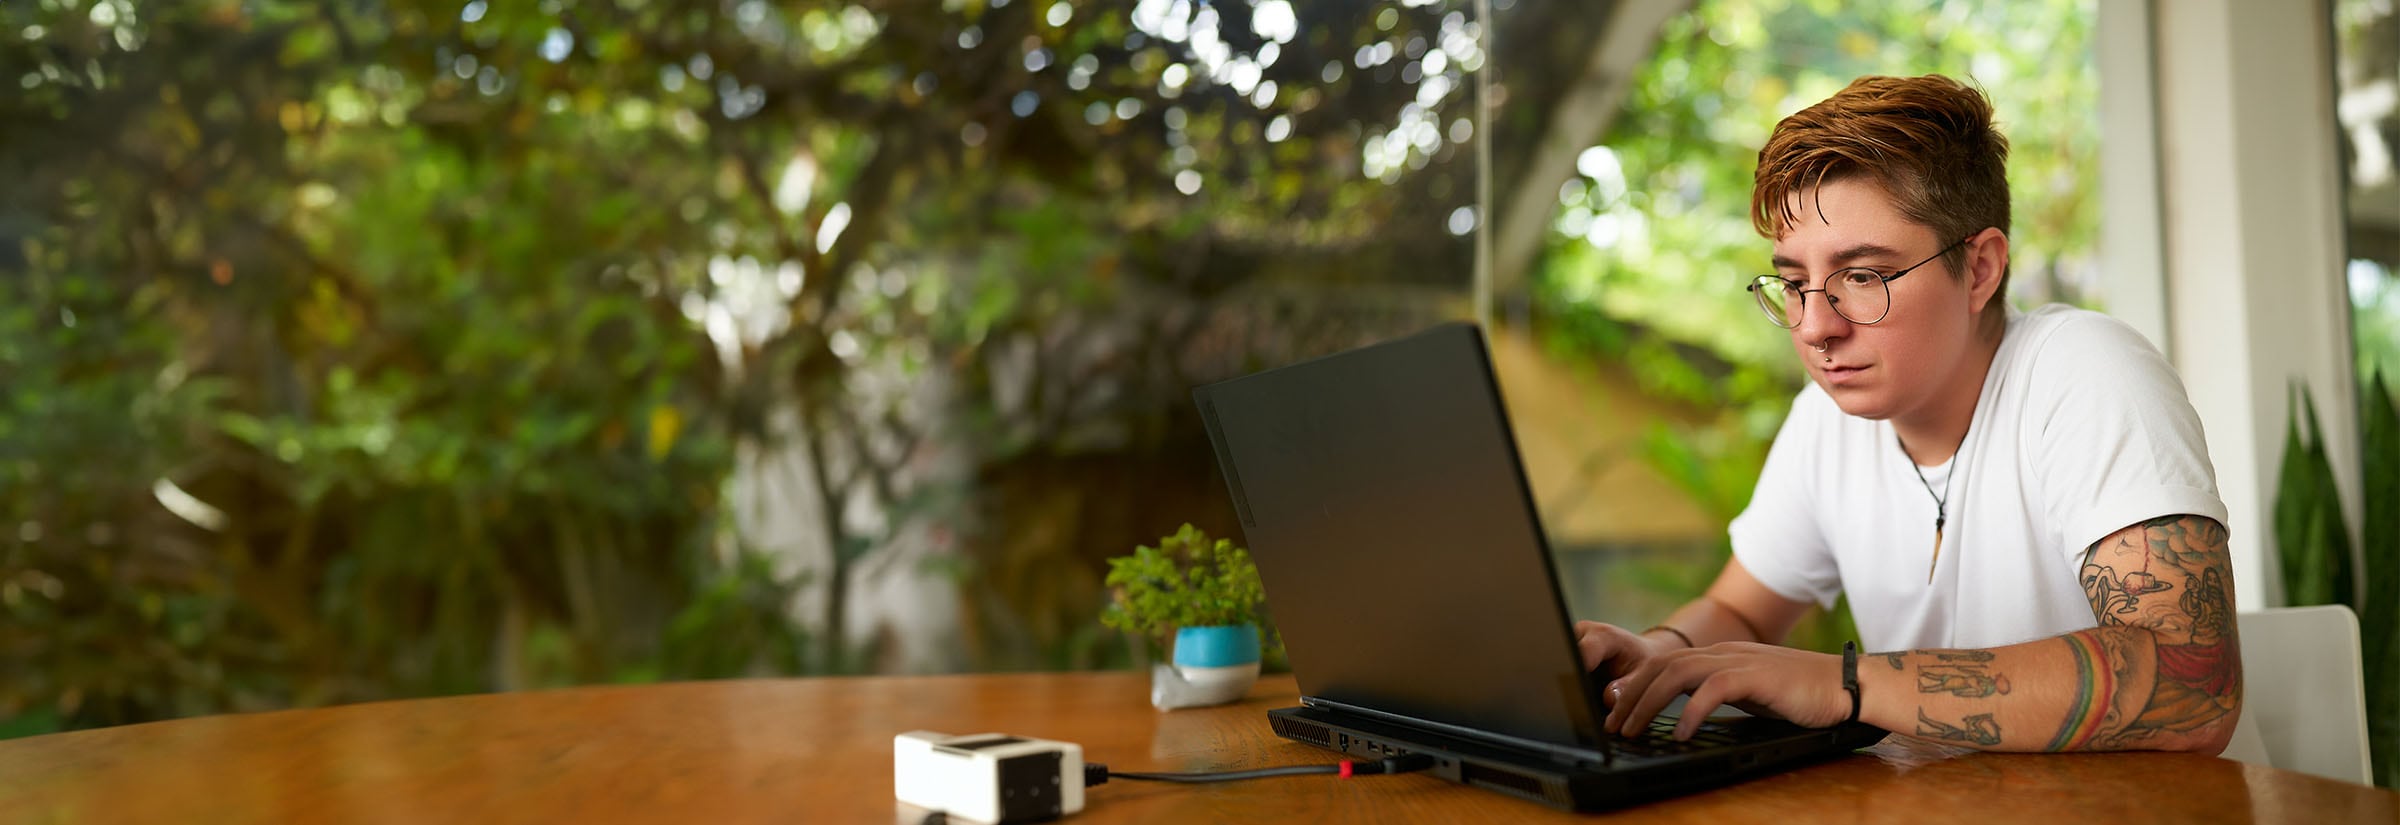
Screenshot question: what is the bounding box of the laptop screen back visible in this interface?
[1193,323,1604,748]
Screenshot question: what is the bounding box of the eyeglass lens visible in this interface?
[1754,270,1892,328]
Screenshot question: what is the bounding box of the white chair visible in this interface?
[2220,604,2372,784]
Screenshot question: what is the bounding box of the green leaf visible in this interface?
[217,411,273,448]
[2303,384,2358,610]
[2358,370,2400,787]
[2276,383,2340,607]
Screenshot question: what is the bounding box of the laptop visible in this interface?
[1191,322,1886,811]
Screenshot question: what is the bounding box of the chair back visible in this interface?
[2224,604,2370,784]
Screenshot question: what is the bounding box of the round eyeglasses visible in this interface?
[1745,235,1972,329]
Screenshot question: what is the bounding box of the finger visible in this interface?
[1584,637,1622,676]
[1622,652,1718,738]
[1601,652,1662,730]
[1617,654,1701,737]
[1575,622,1631,673]
[1574,623,1603,670]
[1674,674,1740,741]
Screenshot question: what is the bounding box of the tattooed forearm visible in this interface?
[1850,516,2237,754]
[1916,708,2003,746]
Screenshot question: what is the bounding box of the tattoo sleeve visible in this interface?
[2052,515,2241,751]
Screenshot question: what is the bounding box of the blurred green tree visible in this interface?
[0,0,1511,729]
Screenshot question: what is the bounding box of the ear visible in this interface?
[1964,228,2009,315]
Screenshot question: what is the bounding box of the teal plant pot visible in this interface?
[1151,625,1262,710]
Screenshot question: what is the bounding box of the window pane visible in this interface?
[2337,0,2400,386]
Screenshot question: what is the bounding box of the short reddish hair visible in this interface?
[1752,75,2011,321]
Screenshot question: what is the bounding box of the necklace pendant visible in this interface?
[1927,520,1945,584]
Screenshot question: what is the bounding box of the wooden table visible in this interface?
[1,672,2392,824]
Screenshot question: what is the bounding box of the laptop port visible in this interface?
[1460,761,1548,799]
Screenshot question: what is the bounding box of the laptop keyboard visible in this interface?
[1606,717,1745,757]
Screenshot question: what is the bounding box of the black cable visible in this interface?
[1105,765,1339,783]
[1083,753,1435,786]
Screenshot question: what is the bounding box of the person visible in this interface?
[1577,74,2241,754]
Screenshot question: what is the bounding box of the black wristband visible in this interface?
[1644,625,1696,650]
[1841,641,1862,724]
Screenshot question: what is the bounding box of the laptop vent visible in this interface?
[1269,716,1333,747]
[1460,761,1550,801]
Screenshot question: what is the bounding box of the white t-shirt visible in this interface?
[1729,304,2228,652]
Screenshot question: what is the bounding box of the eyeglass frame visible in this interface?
[1744,234,1975,329]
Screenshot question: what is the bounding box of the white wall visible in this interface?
[2097,0,2170,354]
[2150,0,2360,610]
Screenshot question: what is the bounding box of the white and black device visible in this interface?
[893,730,1084,824]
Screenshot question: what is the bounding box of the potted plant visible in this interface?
[1101,524,1268,709]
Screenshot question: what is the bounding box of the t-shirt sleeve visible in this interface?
[2030,314,2230,559]
[1729,387,1842,610]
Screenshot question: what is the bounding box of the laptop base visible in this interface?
[1269,705,1888,811]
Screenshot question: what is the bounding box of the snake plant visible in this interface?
[2277,373,2398,788]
